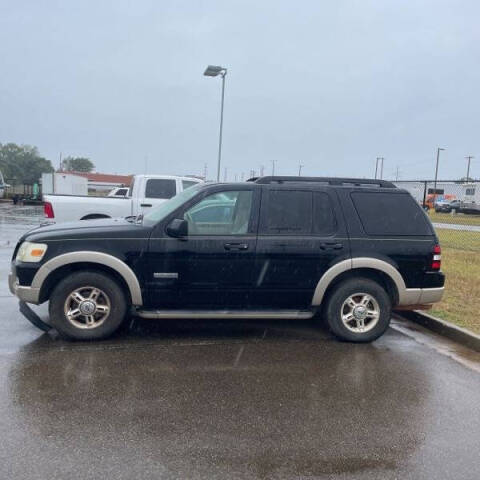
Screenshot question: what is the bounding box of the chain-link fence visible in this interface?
[394,180,480,252]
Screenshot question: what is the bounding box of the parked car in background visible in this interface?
[435,199,462,213]
[425,194,456,210]
[10,176,445,343]
[43,175,203,222]
[108,187,130,197]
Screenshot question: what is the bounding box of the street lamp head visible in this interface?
[204,65,227,77]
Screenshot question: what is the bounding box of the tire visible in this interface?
[48,271,128,340]
[324,277,391,343]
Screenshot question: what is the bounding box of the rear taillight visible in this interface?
[431,244,441,270]
[44,201,54,219]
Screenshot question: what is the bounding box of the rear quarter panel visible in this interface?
[337,188,437,289]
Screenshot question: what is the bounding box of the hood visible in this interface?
[20,217,151,243]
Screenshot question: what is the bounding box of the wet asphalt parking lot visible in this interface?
[0,203,480,480]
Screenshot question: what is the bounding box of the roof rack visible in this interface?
[248,176,396,188]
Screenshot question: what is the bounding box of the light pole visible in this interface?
[204,65,228,182]
[375,157,384,179]
[466,156,474,181]
[298,164,304,176]
[271,159,277,175]
[433,147,445,206]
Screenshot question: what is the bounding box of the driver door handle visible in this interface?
[224,243,249,251]
[140,203,152,207]
[320,242,343,250]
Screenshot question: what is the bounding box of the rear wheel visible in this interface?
[324,277,391,342]
[49,271,128,340]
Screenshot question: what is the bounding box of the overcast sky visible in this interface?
[1,0,479,180]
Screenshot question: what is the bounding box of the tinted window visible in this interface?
[145,179,176,199]
[185,190,253,235]
[261,190,312,234]
[190,204,234,222]
[466,188,476,196]
[351,192,431,236]
[182,180,199,190]
[314,192,336,234]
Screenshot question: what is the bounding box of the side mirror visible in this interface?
[166,218,188,238]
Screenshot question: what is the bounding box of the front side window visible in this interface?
[184,190,253,235]
[145,179,176,199]
[142,183,204,226]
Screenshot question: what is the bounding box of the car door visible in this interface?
[250,186,349,309]
[138,178,177,216]
[145,185,260,309]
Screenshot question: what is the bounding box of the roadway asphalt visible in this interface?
[1,209,480,480]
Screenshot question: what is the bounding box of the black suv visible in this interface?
[9,176,445,342]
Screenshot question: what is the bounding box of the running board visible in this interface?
[134,309,314,320]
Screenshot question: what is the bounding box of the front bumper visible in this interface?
[8,270,40,304]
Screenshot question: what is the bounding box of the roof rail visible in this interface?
[250,176,397,188]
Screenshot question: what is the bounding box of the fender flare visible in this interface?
[32,251,143,305]
[311,257,415,306]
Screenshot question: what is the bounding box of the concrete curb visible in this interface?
[394,310,480,353]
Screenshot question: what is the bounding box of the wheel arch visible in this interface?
[312,258,405,307]
[80,214,111,220]
[34,252,143,305]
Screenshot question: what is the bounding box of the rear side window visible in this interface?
[145,179,176,199]
[261,190,312,234]
[351,192,431,236]
[314,192,336,235]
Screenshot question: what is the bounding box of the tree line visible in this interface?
[0,143,95,185]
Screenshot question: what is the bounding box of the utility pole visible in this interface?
[241,172,244,181]
[59,152,63,171]
[380,157,384,179]
[375,157,383,179]
[298,164,304,176]
[260,165,265,176]
[223,167,227,182]
[466,156,474,181]
[395,166,400,181]
[433,147,445,207]
[203,163,208,181]
[271,159,276,176]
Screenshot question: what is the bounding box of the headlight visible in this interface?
[16,242,48,263]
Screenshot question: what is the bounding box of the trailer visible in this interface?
[41,172,88,196]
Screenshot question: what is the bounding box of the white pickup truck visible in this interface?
[43,175,203,222]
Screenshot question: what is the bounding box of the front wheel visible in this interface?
[324,277,391,342]
[49,271,128,340]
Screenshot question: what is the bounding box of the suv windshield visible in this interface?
[142,183,204,226]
